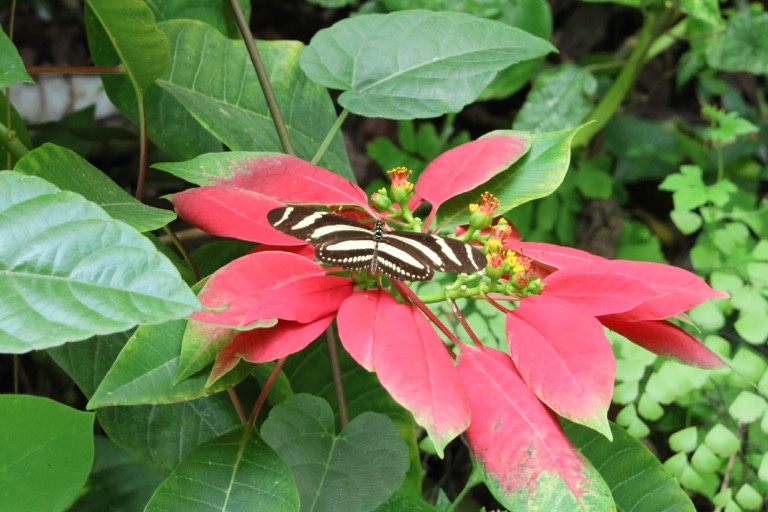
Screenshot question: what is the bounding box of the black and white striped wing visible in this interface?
[267,206,377,271]
[380,231,487,281]
[267,206,486,281]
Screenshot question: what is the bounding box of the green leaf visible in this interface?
[261,394,410,512]
[145,426,300,512]
[0,171,199,354]
[0,29,34,88]
[0,91,34,166]
[47,331,134,398]
[604,114,682,182]
[670,209,703,234]
[85,0,170,94]
[438,127,579,226]
[477,0,553,100]
[728,391,766,424]
[564,421,696,512]
[734,310,768,345]
[706,10,768,75]
[0,395,94,512]
[14,143,175,231]
[680,0,723,27]
[85,0,218,160]
[67,436,164,512]
[283,340,422,488]
[669,426,699,453]
[96,397,242,474]
[156,20,353,179]
[514,64,597,132]
[146,0,251,38]
[88,320,251,408]
[300,10,555,119]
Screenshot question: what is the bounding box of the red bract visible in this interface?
[514,243,727,369]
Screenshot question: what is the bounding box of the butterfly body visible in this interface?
[267,206,486,281]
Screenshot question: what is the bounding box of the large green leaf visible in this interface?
[0,29,33,89]
[48,330,134,398]
[514,64,597,132]
[88,319,250,408]
[706,10,768,74]
[145,426,300,512]
[14,143,175,231]
[0,171,199,354]
[97,398,242,474]
[85,0,220,160]
[0,395,94,512]
[564,420,696,512]
[85,0,170,94]
[437,128,579,226]
[283,339,422,488]
[261,394,410,512]
[300,10,555,119]
[67,436,165,512]
[48,327,242,475]
[156,20,353,179]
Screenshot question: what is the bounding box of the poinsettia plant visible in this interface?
[162,132,726,508]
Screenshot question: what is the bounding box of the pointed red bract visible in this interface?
[600,317,725,368]
[193,252,330,327]
[583,260,728,321]
[210,314,335,381]
[543,268,666,316]
[512,242,603,270]
[223,154,371,211]
[457,347,612,509]
[170,188,299,245]
[337,290,471,456]
[416,134,530,211]
[507,295,614,437]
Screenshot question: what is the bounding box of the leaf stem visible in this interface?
[392,280,464,352]
[247,357,287,425]
[162,225,201,282]
[325,325,349,427]
[229,0,295,156]
[312,108,349,165]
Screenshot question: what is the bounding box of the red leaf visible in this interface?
[543,268,666,316]
[583,260,728,321]
[600,317,725,369]
[336,289,387,370]
[507,295,614,438]
[337,290,471,456]
[193,252,328,327]
[210,315,334,381]
[170,187,302,245]
[511,242,603,270]
[256,275,353,322]
[416,134,530,211]
[458,347,612,509]
[219,154,371,211]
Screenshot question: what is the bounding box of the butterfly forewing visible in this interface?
[267,206,486,281]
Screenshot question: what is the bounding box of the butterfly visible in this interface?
[267,206,486,281]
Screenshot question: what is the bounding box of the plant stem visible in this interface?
[248,357,287,425]
[229,0,295,156]
[326,326,349,427]
[313,109,349,165]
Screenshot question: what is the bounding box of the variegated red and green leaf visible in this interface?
[457,347,614,510]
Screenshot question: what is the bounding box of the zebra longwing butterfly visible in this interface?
[267,206,486,281]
